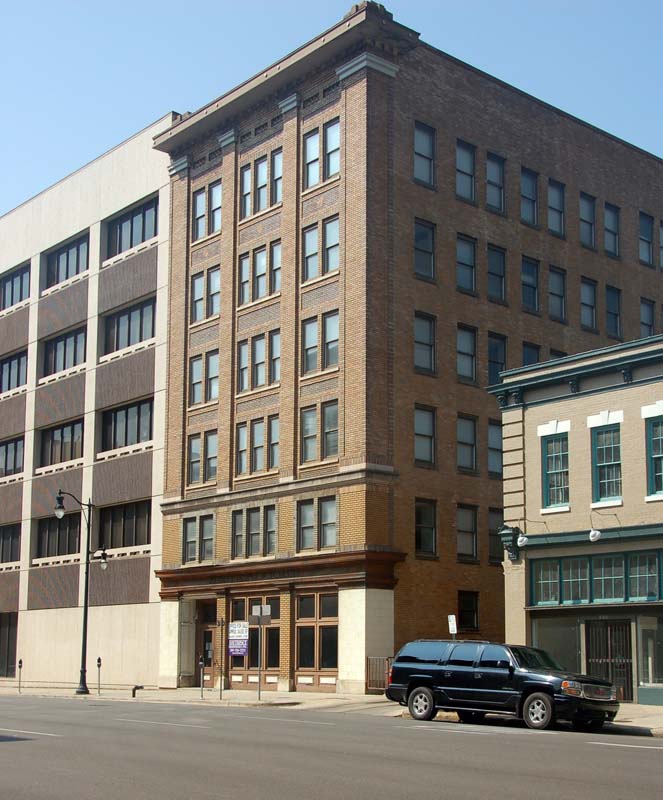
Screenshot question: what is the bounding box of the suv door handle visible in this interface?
[474,672,482,678]
[444,672,451,677]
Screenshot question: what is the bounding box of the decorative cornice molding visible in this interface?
[335,52,399,81]
[217,129,237,149]
[168,155,189,176]
[278,93,298,115]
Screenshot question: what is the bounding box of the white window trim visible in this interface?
[537,419,570,437]
[641,400,663,419]
[540,505,571,515]
[590,499,623,509]
[586,410,623,428]
[645,494,663,503]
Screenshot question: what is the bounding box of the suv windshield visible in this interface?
[510,646,564,671]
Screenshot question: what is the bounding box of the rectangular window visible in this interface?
[238,253,250,305]
[488,509,504,563]
[302,319,318,374]
[487,332,506,384]
[251,419,265,472]
[210,181,222,233]
[41,419,83,467]
[320,498,337,548]
[200,516,214,561]
[415,406,435,464]
[486,153,504,212]
[488,420,502,475]
[455,141,475,201]
[322,401,338,459]
[521,257,539,311]
[46,235,88,288]
[604,203,619,256]
[522,342,540,366]
[183,518,197,563]
[271,149,282,205]
[414,122,435,185]
[456,325,476,381]
[456,236,476,292]
[99,500,151,549]
[593,555,625,602]
[192,189,206,241]
[253,247,267,300]
[252,336,265,387]
[270,241,281,293]
[36,514,80,558]
[191,273,204,323]
[232,511,244,559]
[533,559,560,605]
[189,355,202,405]
[414,312,435,372]
[458,591,478,629]
[640,212,654,264]
[265,505,277,554]
[606,285,621,337]
[206,351,219,402]
[323,119,340,180]
[548,267,566,321]
[581,278,597,329]
[269,329,280,384]
[0,351,28,393]
[107,197,158,258]
[579,193,596,247]
[592,425,622,501]
[0,436,23,478]
[415,499,436,556]
[301,408,317,463]
[629,553,658,601]
[240,165,252,218]
[323,312,339,369]
[323,217,340,273]
[547,180,565,235]
[304,130,320,188]
[44,327,86,376]
[0,524,21,563]
[104,298,155,355]
[298,500,315,550]
[268,416,279,470]
[520,168,538,224]
[254,157,268,212]
[207,266,220,316]
[457,505,477,559]
[641,298,655,338]
[457,415,476,471]
[487,245,505,301]
[542,434,569,507]
[236,423,247,475]
[562,558,590,604]
[303,226,319,281]
[414,220,435,280]
[0,263,30,310]
[646,417,663,496]
[203,431,219,482]
[101,399,152,451]
[237,341,248,392]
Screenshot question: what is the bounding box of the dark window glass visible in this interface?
[414,313,435,372]
[606,285,621,337]
[397,641,451,664]
[414,407,435,463]
[486,154,504,212]
[99,501,151,549]
[456,236,476,292]
[0,437,24,477]
[0,264,30,311]
[297,626,315,668]
[522,342,540,366]
[455,141,475,201]
[640,212,654,264]
[414,220,435,279]
[0,351,28,394]
[488,421,503,475]
[104,299,155,354]
[298,595,315,618]
[41,419,83,466]
[579,193,596,247]
[480,645,511,668]
[320,626,338,669]
[107,197,158,258]
[415,499,436,555]
[266,627,280,668]
[457,416,476,471]
[456,326,476,380]
[414,122,435,185]
[604,203,619,255]
[36,514,79,558]
[320,594,338,618]
[548,267,566,321]
[448,642,480,665]
[0,612,18,677]
[46,235,89,288]
[641,299,655,338]
[520,168,538,224]
[521,257,539,311]
[581,279,597,329]
[458,592,479,630]
[0,524,21,563]
[488,509,504,563]
[101,400,153,451]
[488,333,506,384]
[456,505,477,558]
[487,245,505,301]
[43,327,86,376]
[547,180,564,235]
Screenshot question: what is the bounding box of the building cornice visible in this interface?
[512,523,663,550]
[335,52,399,81]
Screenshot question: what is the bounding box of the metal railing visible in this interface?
[366,656,393,693]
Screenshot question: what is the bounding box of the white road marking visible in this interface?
[588,742,663,750]
[116,718,210,729]
[406,726,490,735]
[245,715,335,726]
[0,727,62,738]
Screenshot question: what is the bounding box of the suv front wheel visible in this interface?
[408,686,437,721]
[523,692,554,730]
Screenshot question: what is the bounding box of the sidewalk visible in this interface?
[1,684,662,734]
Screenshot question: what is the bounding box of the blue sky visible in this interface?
[1,0,661,216]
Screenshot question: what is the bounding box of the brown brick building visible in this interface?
[153,3,663,692]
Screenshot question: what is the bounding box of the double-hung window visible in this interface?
[323,119,340,179]
[547,180,564,235]
[192,189,206,241]
[647,417,663,496]
[579,193,595,247]
[604,203,619,256]
[253,248,267,301]
[542,434,569,507]
[640,212,654,264]
[521,257,539,311]
[415,499,436,556]
[271,150,283,204]
[323,312,339,368]
[548,267,566,321]
[414,220,435,279]
[580,278,597,329]
[303,226,319,281]
[323,217,340,273]
[487,245,505,301]
[522,342,540,366]
[487,332,506,384]
[456,415,476,471]
[606,285,621,337]
[456,326,476,381]
[304,130,320,188]
[414,122,435,185]
[456,236,476,292]
[456,506,477,560]
[414,313,435,372]
[486,153,505,212]
[455,141,475,201]
[488,420,502,475]
[520,168,538,224]
[414,407,435,464]
[641,298,655,337]
[254,157,268,213]
[240,165,252,219]
[210,182,222,233]
[592,425,622,502]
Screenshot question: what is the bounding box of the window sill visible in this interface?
[581,325,600,335]
[456,195,478,208]
[234,470,279,483]
[0,473,23,487]
[186,480,218,491]
[549,316,568,326]
[487,471,503,480]
[414,367,437,377]
[188,399,219,414]
[591,499,623,509]
[457,557,480,565]
[412,178,437,192]
[236,383,280,401]
[237,202,283,228]
[457,468,479,477]
[299,458,339,471]
[414,460,437,470]
[605,251,621,261]
[457,287,478,299]
[0,386,27,402]
[0,562,20,572]
[580,243,598,253]
[607,334,623,343]
[301,174,341,201]
[237,292,281,315]
[488,297,508,307]
[300,366,340,384]
[191,229,222,250]
[486,205,506,218]
[102,236,159,270]
[414,273,437,285]
[32,553,80,567]
[96,441,154,462]
[38,364,87,386]
[104,544,152,560]
[415,553,439,561]
[35,459,84,478]
[639,260,655,269]
[189,314,220,332]
[645,494,663,503]
[548,229,566,241]
[521,307,541,317]
[540,505,570,515]
[520,220,540,231]
[99,339,155,366]
[457,377,479,387]
[40,271,89,298]
[301,270,340,292]
[0,298,30,319]
[489,558,504,566]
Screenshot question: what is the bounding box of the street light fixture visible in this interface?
[53,489,108,695]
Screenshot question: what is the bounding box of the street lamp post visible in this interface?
[54,489,107,695]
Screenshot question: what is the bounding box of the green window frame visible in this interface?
[592,555,625,603]
[591,424,622,502]
[561,557,589,604]
[628,552,659,601]
[541,434,569,508]
[532,559,560,605]
[647,417,663,496]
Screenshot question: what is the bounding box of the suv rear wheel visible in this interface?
[523,692,554,730]
[457,711,486,724]
[408,686,437,721]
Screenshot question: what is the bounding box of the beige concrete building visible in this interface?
[492,336,663,704]
[0,115,174,687]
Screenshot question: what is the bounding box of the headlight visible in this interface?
[561,680,582,697]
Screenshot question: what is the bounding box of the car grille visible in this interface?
[583,684,612,700]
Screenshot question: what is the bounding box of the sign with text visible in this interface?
[228,621,249,657]
[448,614,457,635]
[228,638,248,657]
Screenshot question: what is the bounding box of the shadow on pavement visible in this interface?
[428,713,655,738]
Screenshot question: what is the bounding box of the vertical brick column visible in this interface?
[216,591,228,689]
[278,586,294,691]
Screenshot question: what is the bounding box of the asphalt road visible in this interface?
[0,697,661,800]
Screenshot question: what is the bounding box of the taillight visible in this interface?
[388,666,393,684]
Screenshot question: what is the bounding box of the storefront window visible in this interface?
[638,615,663,687]
[531,616,581,674]
[561,558,589,604]
[593,555,625,603]
[532,559,559,605]
[629,554,659,601]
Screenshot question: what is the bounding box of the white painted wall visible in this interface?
[158,600,180,688]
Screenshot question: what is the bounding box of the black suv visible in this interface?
[386,640,619,731]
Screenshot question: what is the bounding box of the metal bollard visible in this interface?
[18,659,23,693]
[97,657,102,696]
[199,656,205,699]
[131,685,144,698]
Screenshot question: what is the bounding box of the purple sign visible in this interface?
[229,639,248,657]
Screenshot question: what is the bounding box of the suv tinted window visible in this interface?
[479,645,511,668]
[510,646,563,671]
[447,643,480,666]
[397,641,451,664]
